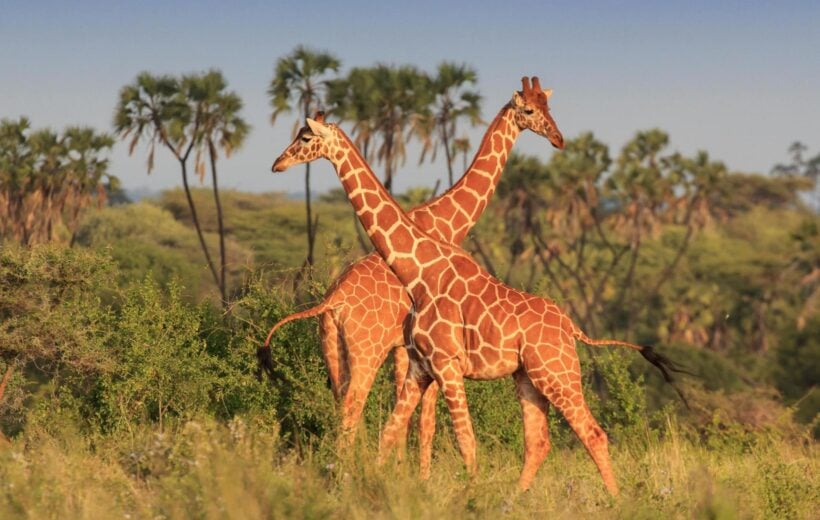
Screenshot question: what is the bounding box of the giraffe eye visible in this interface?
[300,135,312,143]
[524,108,535,115]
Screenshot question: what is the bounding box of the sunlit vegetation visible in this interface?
[1,51,819,517]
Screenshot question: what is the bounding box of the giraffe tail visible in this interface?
[572,329,694,409]
[256,299,336,382]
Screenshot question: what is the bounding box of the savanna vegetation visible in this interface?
[1,46,818,518]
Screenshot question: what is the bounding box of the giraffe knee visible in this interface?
[584,425,608,447]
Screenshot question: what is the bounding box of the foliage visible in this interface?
[94,280,224,431]
[0,118,116,245]
[114,70,249,299]
[73,201,252,302]
[419,62,482,187]
[0,245,115,435]
[326,64,433,192]
[155,188,362,281]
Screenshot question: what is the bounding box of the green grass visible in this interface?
[1,418,816,519]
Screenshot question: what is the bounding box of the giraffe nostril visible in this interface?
[550,132,565,150]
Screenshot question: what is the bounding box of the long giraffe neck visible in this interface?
[329,130,442,293]
[410,105,520,244]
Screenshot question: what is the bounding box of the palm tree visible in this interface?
[326,67,379,161]
[114,72,221,292]
[452,136,471,173]
[0,120,114,246]
[268,46,340,271]
[61,127,117,245]
[0,117,34,243]
[188,71,249,302]
[420,62,482,186]
[369,64,432,193]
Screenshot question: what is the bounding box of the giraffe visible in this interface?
[260,77,563,475]
[269,112,686,495]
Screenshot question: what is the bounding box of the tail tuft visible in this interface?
[256,344,275,382]
[639,346,694,409]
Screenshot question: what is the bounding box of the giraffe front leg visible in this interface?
[392,345,410,460]
[513,369,551,491]
[434,363,477,476]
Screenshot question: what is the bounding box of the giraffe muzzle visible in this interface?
[271,157,288,172]
[549,130,565,150]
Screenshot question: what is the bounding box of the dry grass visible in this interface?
[0,417,817,519]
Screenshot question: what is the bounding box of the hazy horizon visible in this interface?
[3,0,819,196]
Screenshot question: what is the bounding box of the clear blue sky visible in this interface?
[2,1,819,196]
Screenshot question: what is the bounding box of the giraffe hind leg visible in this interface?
[378,366,431,465]
[337,353,382,451]
[513,369,551,491]
[319,312,348,401]
[418,381,439,480]
[521,343,619,496]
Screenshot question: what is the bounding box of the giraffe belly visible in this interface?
[463,342,520,380]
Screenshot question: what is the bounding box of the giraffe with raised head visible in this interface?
[269,108,686,495]
[260,77,563,475]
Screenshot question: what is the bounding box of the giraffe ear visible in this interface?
[543,88,553,99]
[512,91,525,107]
[306,117,330,138]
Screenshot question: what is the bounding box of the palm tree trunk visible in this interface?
[0,364,11,405]
[302,103,317,274]
[0,364,10,444]
[304,161,315,269]
[442,124,454,187]
[179,158,221,292]
[384,130,394,194]
[208,141,228,305]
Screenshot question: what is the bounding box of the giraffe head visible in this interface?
[272,112,337,172]
[512,76,564,149]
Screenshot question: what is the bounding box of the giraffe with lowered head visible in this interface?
[269,108,686,494]
[260,77,563,477]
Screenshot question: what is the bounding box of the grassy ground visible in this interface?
[1,418,816,519]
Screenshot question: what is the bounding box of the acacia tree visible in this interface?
[115,71,224,294]
[269,46,340,271]
[189,71,249,302]
[772,141,820,211]
[420,62,482,186]
[491,130,725,341]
